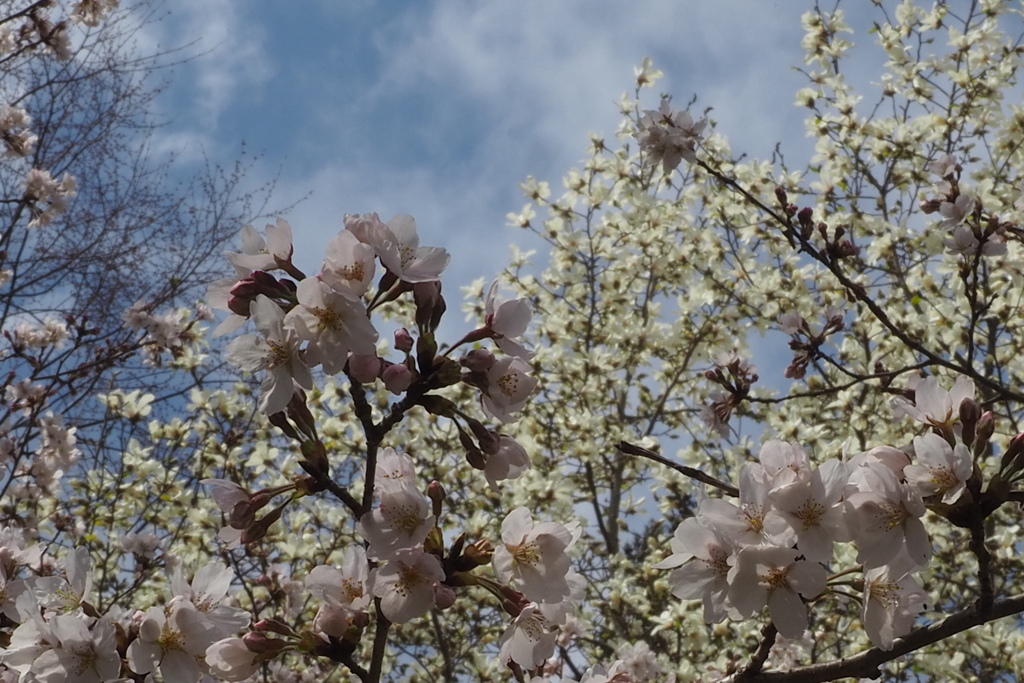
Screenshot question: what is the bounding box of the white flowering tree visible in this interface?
[4,1,1024,683]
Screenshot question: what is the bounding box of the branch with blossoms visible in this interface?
[628,68,1024,679]
[186,214,614,682]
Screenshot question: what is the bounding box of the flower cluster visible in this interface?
[635,98,707,175]
[657,373,1013,650]
[0,541,250,683]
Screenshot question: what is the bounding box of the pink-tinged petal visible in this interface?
[127,638,162,675]
[768,587,808,638]
[161,648,201,683]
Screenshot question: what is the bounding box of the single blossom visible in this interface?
[481,356,538,423]
[862,558,930,650]
[768,458,849,563]
[205,637,259,682]
[225,295,313,414]
[225,219,294,272]
[652,516,734,623]
[892,375,974,430]
[845,462,931,569]
[492,507,575,604]
[370,548,445,623]
[484,280,534,359]
[285,277,378,374]
[126,603,211,683]
[356,486,434,561]
[904,433,972,504]
[483,434,532,488]
[320,228,376,298]
[498,602,559,670]
[728,546,827,638]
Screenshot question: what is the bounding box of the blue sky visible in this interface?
[143,0,826,301]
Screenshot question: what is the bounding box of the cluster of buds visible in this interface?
[775,187,858,262]
[778,306,845,379]
[702,353,758,436]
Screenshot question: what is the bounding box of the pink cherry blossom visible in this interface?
[356,486,434,561]
[728,546,827,638]
[485,280,534,359]
[498,602,558,670]
[892,375,975,430]
[905,433,972,504]
[481,356,538,423]
[285,277,378,374]
[321,228,376,298]
[652,516,734,623]
[205,637,259,682]
[371,548,445,623]
[862,559,930,650]
[845,462,931,569]
[225,295,312,414]
[492,507,575,604]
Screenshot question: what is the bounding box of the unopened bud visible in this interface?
[348,354,380,383]
[959,398,981,446]
[419,394,457,417]
[255,619,296,637]
[434,584,457,610]
[382,363,415,395]
[394,328,414,353]
[413,281,445,333]
[975,410,995,446]
[427,481,446,517]
[242,631,289,655]
[461,348,495,372]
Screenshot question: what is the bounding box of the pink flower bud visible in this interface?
[382,363,414,394]
[394,328,414,352]
[348,353,381,383]
[242,631,289,654]
[434,583,457,610]
[460,348,495,372]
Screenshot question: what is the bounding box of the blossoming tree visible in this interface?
[3,1,1024,683]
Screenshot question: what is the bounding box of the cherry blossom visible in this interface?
[481,356,538,423]
[652,516,734,623]
[845,462,931,569]
[493,507,575,604]
[285,277,378,374]
[321,228,376,298]
[126,604,211,683]
[370,548,445,623]
[498,602,559,670]
[225,219,294,273]
[862,559,930,650]
[484,280,534,359]
[892,375,975,431]
[728,546,827,638]
[904,433,972,504]
[29,615,120,683]
[225,295,313,414]
[205,637,259,682]
[356,486,434,561]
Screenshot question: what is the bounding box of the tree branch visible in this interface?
[722,594,1024,682]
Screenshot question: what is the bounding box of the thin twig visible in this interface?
[617,441,739,497]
